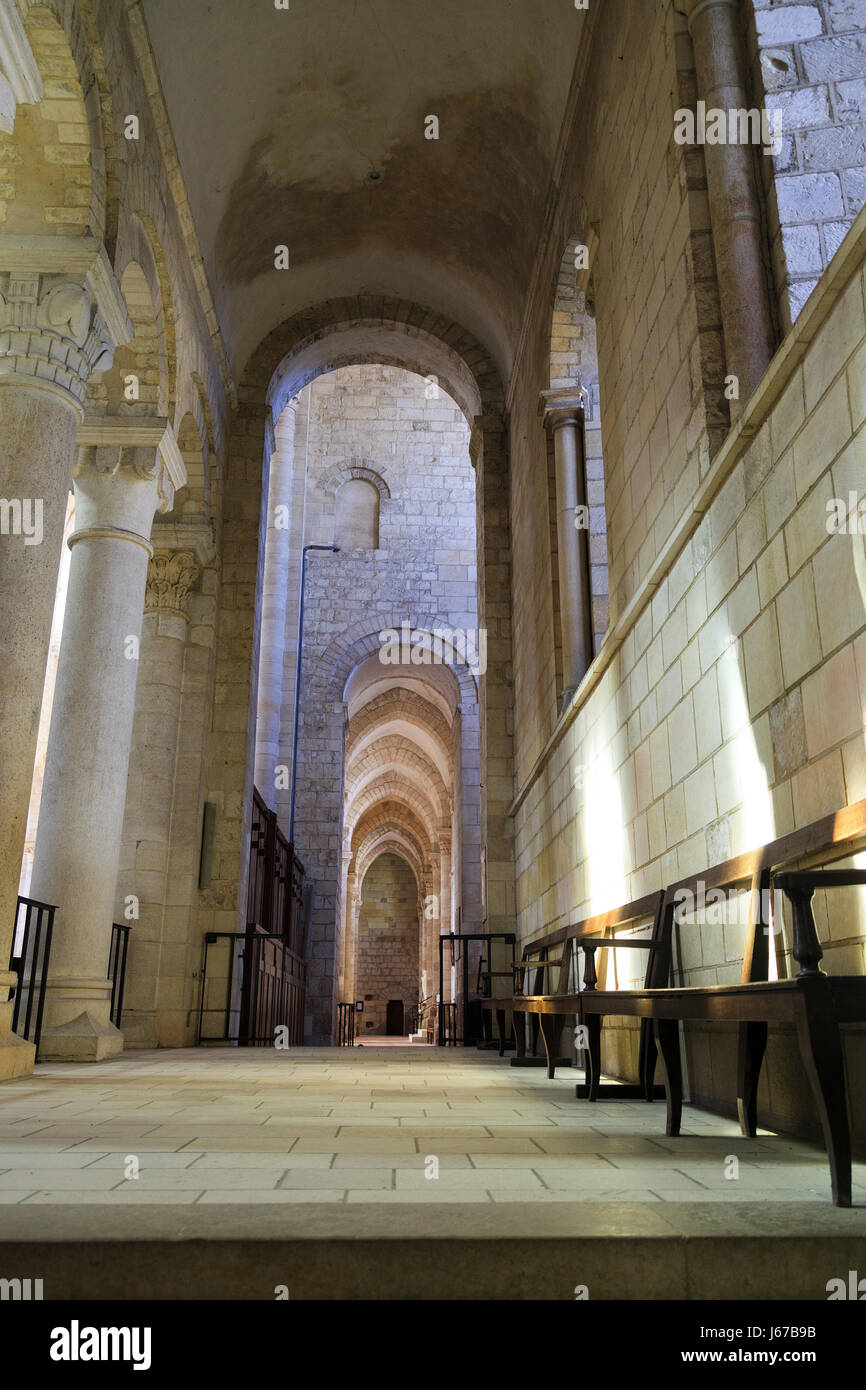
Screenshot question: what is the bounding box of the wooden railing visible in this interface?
[248,788,305,953]
[198,930,305,1046]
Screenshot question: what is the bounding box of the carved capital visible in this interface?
[69,419,186,552]
[0,273,115,412]
[539,386,587,433]
[145,549,200,617]
[0,239,132,415]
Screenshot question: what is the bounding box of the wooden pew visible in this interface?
[518,800,866,1207]
[480,928,575,1067]
[480,891,667,1094]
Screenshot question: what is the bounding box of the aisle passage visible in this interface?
[0,1046,859,1207]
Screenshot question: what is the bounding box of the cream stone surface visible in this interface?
[30,434,185,1060]
[0,0,863,1271]
[0,1047,860,1211]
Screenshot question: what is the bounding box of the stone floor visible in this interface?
[0,1043,862,1205]
[1,1046,865,1298]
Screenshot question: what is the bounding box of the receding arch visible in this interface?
[211,296,513,1042]
[117,212,178,419]
[86,259,160,417]
[242,297,504,429]
[167,411,209,522]
[548,233,610,654]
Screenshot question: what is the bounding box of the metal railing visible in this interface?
[8,896,55,1056]
[439,1001,458,1046]
[108,922,132,1029]
[337,1001,355,1046]
[197,930,305,1046]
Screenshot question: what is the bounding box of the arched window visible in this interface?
[544,232,609,711]
[335,478,379,549]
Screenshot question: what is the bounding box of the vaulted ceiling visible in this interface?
[139,0,584,380]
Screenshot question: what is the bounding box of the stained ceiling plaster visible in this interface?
[139,0,584,382]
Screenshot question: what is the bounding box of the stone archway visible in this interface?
[204,300,516,1044]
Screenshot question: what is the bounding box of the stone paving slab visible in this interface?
[0,1045,863,1224]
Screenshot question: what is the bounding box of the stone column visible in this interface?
[420,856,438,1014]
[541,390,594,706]
[337,845,353,1002]
[439,836,452,940]
[684,0,775,416]
[470,414,515,940]
[255,400,299,804]
[0,246,129,1078]
[116,533,205,1048]
[30,420,186,1060]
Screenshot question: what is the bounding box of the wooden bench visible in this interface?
[481,891,668,1095]
[478,929,567,1061]
[517,802,866,1207]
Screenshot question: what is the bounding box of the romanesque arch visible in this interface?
[207,299,516,1041]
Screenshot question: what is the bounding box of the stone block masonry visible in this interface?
[749,0,866,326]
[355,852,420,1035]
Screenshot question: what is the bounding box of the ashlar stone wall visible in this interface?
[355,852,420,1036]
[506,0,866,1148]
[266,364,480,1042]
[748,0,866,326]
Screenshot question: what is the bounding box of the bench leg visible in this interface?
[654,1019,682,1137]
[512,1010,526,1058]
[796,1004,851,1208]
[584,1013,601,1101]
[737,1021,767,1138]
[538,1013,562,1079]
[495,1009,506,1057]
[638,1018,657,1101]
[530,1013,540,1057]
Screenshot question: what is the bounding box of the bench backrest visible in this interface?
[663,799,866,985]
[512,797,866,995]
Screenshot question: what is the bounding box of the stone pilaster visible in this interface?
[255,399,299,807]
[471,413,515,938]
[116,528,209,1048]
[0,241,129,1078]
[29,419,185,1060]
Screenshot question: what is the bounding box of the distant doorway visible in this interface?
[386,1000,404,1035]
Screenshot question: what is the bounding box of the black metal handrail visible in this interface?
[9,896,56,1057]
[439,1001,458,1046]
[108,923,132,1029]
[337,1001,355,1046]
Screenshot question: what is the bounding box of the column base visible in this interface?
[0,1033,36,1079]
[37,1011,124,1062]
[0,998,35,1079]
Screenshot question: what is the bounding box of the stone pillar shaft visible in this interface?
[0,251,128,1078]
[255,402,299,804]
[542,393,593,705]
[30,426,184,1060]
[685,0,775,415]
